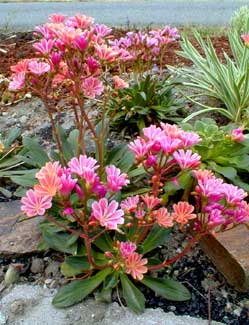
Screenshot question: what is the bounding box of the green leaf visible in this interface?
[93,233,113,252]
[3,127,21,147]
[141,276,191,301]
[53,268,112,308]
[41,228,78,254]
[61,256,90,277]
[23,137,49,167]
[0,186,11,198]
[10,172,37,187]
[142,225,171,254]
[104,271,119,290]
[120,274,145,314]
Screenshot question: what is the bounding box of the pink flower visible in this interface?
[128,137,149,160]
[68,155,99,185]
[222,184,247,206]
[10,59,31,73]
[49,13,67,24]
[62,207,74,215]
[172,201,196,224]
[33,39,54,54]
[95,44,119,62]
[143,125,163,143]
[125,252,148,280]
[66,14,94,29]
[141,194,161,210]
[173,149,201,169]
[9,72,26,91]
[91,198,124,230]
[242,34,249,47]
[113,75,129,89]
[21,189,52,217]
[160,123,183,138]
[193,169,215,182]
[146,155,157,167]
[60,173,77,197]
[208,209,225,228]
[120,195,139,213]
[86,56,99,73]
[180,131,201,147]
[82,77,103,98]
[28,60,50,75]
[154,207,174,228]
[196,177,224,201]
[106,165,129,192]
[94,24,112,37]
[73,35,88,51]
[231,128,244,142]
[160,136,181,154]
[120,242,137,258]
[50,52,62,66]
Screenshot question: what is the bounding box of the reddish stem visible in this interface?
[147,231,209,271]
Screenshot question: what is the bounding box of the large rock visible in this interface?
[200,225,249,292]
[0,201,42,255]
[0,284,224,325]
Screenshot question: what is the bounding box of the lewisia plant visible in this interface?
[20,122,249,312]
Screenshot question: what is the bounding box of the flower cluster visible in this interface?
[193,170,249,230]
[110,26,179,74]
[128,123,201,194]
[21,157,129,230]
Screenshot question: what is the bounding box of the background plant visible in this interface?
[230,5,249,34]
[170,31,249,125]
[180,118,249,192]
[109,74,186,134]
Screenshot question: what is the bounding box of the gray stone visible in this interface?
[19,115,28,124]
[45,261,61,278]
[31,258,44,274]
[0,284,225,325]
[0,312,7,325]
[0,201,42,255]
[9,300,25,315]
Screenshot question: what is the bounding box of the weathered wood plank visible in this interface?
[200,225,249,292]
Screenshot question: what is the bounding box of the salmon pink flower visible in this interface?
[36,161,61,179]
[10,59,31,73]
[106,165,129,192]
[91,198,124,230]
[9,72,26,91]
[95,44,119,62]
[28,61,50,75]
[113,75,129,89]
[193,169,215,182]
[34,174,62,197]
[94,24,112,37]
[49,13,67,24]
[141,194,161,210]
[125,252,148,280]
[120,242,136,258]
[242,34,249,47]
[160,123,183,138]
[66,14,94,29]
[120,195,139,213]
[33,39,54,54]
[21,189,52,217]
[82,77,103,98]
[172,201,196,224]
[173,149,201,169]
[154,207,174,228]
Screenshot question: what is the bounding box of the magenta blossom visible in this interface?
[91,198,124,230]
[68,155,99,186]
[33,39,54,54]
[173,149,201,170]
[120,242,137,258]
[60,173,77,197]
[231,128,244,142]
[21,189,52,217]
[106,165,129,192]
